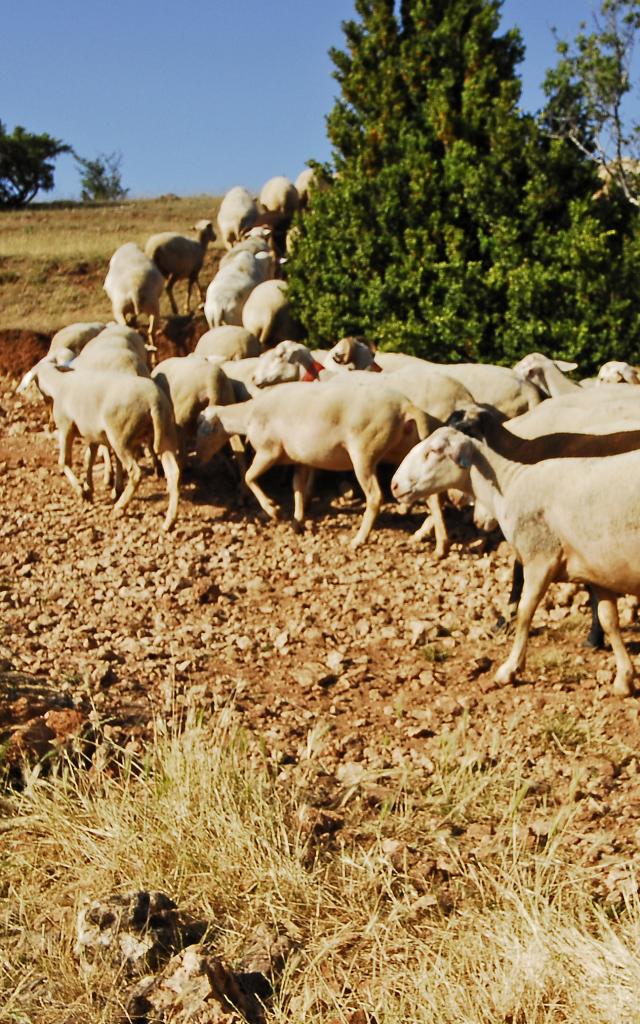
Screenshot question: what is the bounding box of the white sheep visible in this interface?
[103,243,164,357]
[327,341,543,418]
[252,341,325,388]
[49,321,108,356]
[203,249,275,329]
[241,280,297,347]
[512,352,581,396]
[217,186,259,249]
[391,422,640,696]
[597,360,640,385]
[194,326,261,362]
[74,325,151,375]
[35,361,180,531]
[196,377,447,551]
[144,220,216,314]
[17,321,108,392]
[259,176,299,218]
[151,354,237,453]
[217,231,273,271]
[294,167,327,209]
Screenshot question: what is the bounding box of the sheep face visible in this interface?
[253,341,309,388]
[391,427,473,504]
[597,361,640,385]
[513,352,578,384]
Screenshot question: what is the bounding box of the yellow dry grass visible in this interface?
[0,196,224,333]
[2,701,640,1023]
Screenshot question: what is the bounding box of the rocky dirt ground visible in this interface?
[3,332,640,892]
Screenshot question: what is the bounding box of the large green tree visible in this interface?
[0,121,70,208]
[288,0,640,368]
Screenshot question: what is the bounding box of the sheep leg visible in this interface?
[495,558,558,686]
[109,443,142,516]
[292,465,313,529]
[349,454,382,548]
[593,589,634,696]
[586,587,605,648]
[244,449,281,520]
[58,424,86,501]
[166,276,179,316]
[147,312,158,368]
[410,511,433,543]
[160,450,180,532]
[427,493,449,558]
[98,444,114,488]
[82,443,98,502]
[493,559,523,635]
[111,455,124,499]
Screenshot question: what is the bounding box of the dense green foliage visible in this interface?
[0,121,70,208]
[76,150,128,202]
[287,0,640,370]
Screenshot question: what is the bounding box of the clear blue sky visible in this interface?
[0,0,630,201]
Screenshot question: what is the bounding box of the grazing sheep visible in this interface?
[151,354,237,455]
[259,176,299,218]
[196,377,446,551]
[75,325,151,376]
[145,220,216,314]
[194,326,261,362]
[203,249,275,329]
[17,321,107,392]
[103,243,164,358]
[241,280,298,346]
[217,186,258,249]
[391,423,640,696]
[35,362,180,531]
[49,321,108,356]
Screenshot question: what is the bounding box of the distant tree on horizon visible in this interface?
[76,151,129,203]
[0,120,71,208]
[287,0,640,370]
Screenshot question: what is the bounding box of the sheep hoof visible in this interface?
[433,543,449,560]
[291,519,305,534]
[494,662,517,686]
[612,673,634,697]
[81,487,93,503]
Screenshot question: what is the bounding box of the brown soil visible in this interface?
[2,364,640,878]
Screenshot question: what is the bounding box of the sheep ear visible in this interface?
[554,359,578,372]
[255,251,271,261]
[622,366,640,384]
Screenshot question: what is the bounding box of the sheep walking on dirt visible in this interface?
[217,186,258,249]
[196,378,446,550]
[145,220,216,315]
[35,362,180,531]
[103,243,164,359]
[391,424,640,696]
[151,354,244,466]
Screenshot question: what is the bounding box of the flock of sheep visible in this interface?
[15,169,640,700]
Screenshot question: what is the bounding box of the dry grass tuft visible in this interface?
[2,702,640,1023]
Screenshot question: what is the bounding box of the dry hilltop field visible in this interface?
[2,199,640,1022]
